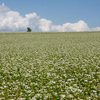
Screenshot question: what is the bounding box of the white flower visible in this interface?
[68,94,73,98]
[61,94,65,98]
[67,79,72,81]
[54,92,58,96]
[19,98,26,100]
[47,73,51,77]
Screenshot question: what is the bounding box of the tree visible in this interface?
[27,27,32,32]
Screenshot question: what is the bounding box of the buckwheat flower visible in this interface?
[49,81,56,84]
[77,89,82,92]
[68,94,73,98]
[66,82,68,84]
[73,84,77,87]
[86,97,91,100]
[32,97,36,100]
[44,95,49,99]
[92,90,97,93]
[1,91,4,95]
[61,94,65,98]
[69,87,73,90]
[84,80,88,82]
[4,86,7,88]
[54,92,58,96]
[47,73,51,77]
[20,98,26,100]
[36,93,41,97]
[0,87,3,89]
[26,90,32,93]
[63,74,66,77]
[67,79,72,81]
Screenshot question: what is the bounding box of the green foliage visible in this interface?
[0,32,100,99]
[27,27,32,32]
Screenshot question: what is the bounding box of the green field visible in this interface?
[0,32,100,99]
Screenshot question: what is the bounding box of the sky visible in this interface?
[0,0,100,32]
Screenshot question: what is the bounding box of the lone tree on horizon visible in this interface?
[27,27,32,32]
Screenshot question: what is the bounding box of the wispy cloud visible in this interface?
[0,3,100,32]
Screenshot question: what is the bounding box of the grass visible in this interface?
[0,32,100,99]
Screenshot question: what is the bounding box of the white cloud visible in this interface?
[39,18,52,32]
[0,3,10,14]
[0,3,28,32]
[0,3,100,32]
[51,20,90,32]
[91,27,100,31]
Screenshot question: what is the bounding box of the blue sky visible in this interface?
[0,0,100,32]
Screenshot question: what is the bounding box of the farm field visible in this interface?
[0,32,100,100]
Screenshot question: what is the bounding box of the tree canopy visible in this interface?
[27,27,32,32]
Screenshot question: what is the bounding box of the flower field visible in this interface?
[0,32,100,100]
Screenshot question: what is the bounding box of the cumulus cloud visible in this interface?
[0,3,100,32]
[0,3,28,31]
[0,3,10,14]
[51,20,90,32]
[91,27,100,31]
[39,18,52,32]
